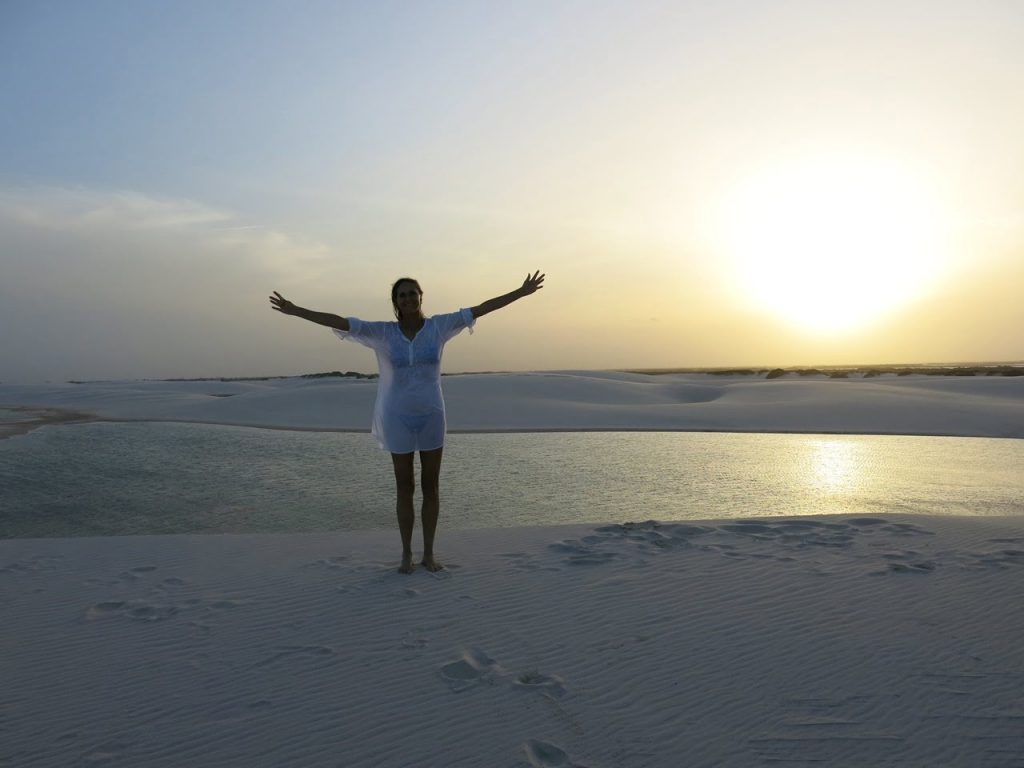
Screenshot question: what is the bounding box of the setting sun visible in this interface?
[718,155,949,334]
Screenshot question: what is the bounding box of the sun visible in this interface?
[718,155,947,334]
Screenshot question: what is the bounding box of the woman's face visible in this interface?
[394,281,423,316]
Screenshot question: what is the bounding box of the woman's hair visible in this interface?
[390,277,423,320]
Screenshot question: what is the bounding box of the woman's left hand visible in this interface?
[520,271,545,295]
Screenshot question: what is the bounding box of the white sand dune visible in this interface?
[2,370,1022,437]
[3,515,1022,767]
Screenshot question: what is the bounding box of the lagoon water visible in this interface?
[1,421,1022,538]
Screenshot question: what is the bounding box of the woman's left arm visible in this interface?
[471,271,545,319]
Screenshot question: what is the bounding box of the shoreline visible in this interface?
[4,413,1023,441]
[4,511,1022,545]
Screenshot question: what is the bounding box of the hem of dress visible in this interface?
[377,440,446,454]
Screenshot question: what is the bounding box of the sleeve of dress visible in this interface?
[435,308,476,342]
[331,318,389,350]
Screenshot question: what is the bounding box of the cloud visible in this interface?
[0,185,332,274]
[0,186,345,381]
[0,186,231,231]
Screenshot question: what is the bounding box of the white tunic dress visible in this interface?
[332,308,475,453]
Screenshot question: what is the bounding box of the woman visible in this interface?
[269,271,545,573]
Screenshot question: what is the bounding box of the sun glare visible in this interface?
[718,156,948,334]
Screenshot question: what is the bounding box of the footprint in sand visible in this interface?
[583,517,949,574]
[595,521,705,552]
[401,629,428,649]
[127,603,179,621]
[440,649,569,700]
[440,648,501,690]
[85,590,249,623]
[983,548,1024,567]
[548,541,590,555]
[0,555,62,574]
[954,547,1024,570]
[846,517,887,527]
[514,671,567,698]
[876,561,937,575]
[523,739,587,767]
[721,522,778,537]
[117,565,158,582]
[881,521,934,537]
[548,540,624,567]
[85,599,178,622]
[567,551,620,566]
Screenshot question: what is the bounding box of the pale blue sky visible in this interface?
[2,0,1022,381]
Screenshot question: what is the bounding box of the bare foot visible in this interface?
[421,556,444,573]
[399,553,416,574]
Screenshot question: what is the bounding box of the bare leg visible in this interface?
[391,452,416,573]
[419,447,444,572]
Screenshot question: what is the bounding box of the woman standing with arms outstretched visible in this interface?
[270,272,545,573]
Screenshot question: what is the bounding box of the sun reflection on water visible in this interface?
[808,438,863,493]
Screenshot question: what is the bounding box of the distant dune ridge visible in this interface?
[2,369,1022,438]
[1,371,1022,766]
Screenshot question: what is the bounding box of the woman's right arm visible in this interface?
[269,291,350,331]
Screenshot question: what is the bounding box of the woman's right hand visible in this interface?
[269,291,296,315]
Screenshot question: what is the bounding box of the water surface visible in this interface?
[1,422,1021,537]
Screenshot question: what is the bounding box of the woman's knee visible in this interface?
[395,475,415,497]
[421,474,440,500]
[391,454,416,498]
[417,447,442,500]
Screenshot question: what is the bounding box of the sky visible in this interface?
[2,0,1022,382]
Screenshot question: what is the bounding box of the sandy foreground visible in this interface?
[2,516,1023,767]
[2,372,1023,766]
